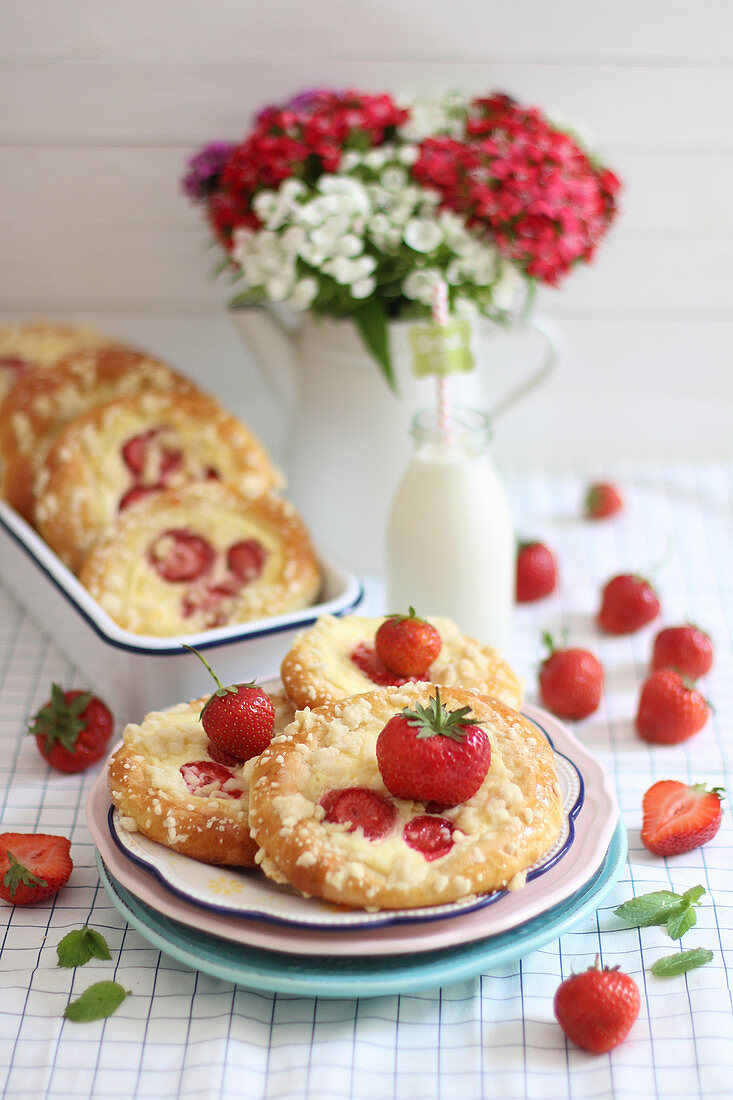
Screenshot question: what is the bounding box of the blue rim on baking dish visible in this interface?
[0,498,364,655]
[96,818,627,998]
[104,712,588,931]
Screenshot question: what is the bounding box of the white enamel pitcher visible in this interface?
[231,306,563,573]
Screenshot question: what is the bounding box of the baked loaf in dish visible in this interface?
[0,344,201,523]
[34,390,282,573]
[0,320,107,406]
[79,481,322,635]
[280,614,523,711]
[108,687,296,866]
[249,684,563,909]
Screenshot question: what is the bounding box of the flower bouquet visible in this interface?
[183,88,620,388]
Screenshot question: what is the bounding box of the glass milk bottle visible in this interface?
[385,407,514,652]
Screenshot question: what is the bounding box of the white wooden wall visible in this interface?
[2,0,732,469]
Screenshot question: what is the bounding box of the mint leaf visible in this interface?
[666,903,697,940]
[64,981,129,1022]
[614,890,685,927]
[57,927,112,968]
[683,885,706,906]
[651,948,714,978]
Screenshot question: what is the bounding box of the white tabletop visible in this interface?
[1,459,732,1099]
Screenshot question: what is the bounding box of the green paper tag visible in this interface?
[409,320,474,378]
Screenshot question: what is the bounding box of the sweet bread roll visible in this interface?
[34,390,282,572]
[281,614,523,711]
[0,320,107,406]
[108,687,296,866]
[79,482,321,635]
[0,344,200,522]
[249,684,563,908]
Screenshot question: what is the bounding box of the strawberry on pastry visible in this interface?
[554,957,640,1053]
[635,670,710,745]
[248,684,563,910]
[640,780,724,856]
[651,624,714,679]
[516,541,558,602]
[280,614,523,711]
[188,645,276,764]
[597,573,661,634]
[107,687,295,866]
[28,684,114,773]
[375,607,442,678]
[0,833,73,906]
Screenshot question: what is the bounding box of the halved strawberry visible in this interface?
[227,539,267,583]
[640,780,724,856]
[403,815,455,861]
[350,643,411,687]
[0,833,73,906]
[148,529,215,582]
[320,787,396,841]
[179,761,242,799]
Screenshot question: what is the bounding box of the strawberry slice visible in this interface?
[148,529,215,582]
[121,428,159,476]
[227,539,266,583]
[121,427,182,483]
[640,780,725,856]
[350,643,412,687]
[320,787,396,841]
[119,484,160,511]
[403,815,455,861]
[0,833,73,906]
[0,355,30,381]
[179,761,243,799]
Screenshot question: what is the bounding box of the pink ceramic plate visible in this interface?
[87,705,620,958]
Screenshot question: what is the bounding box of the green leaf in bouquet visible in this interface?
[353,298,395,392]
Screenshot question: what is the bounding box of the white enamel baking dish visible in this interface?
[0,499,363,725]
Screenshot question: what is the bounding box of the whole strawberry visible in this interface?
[584,481,623,520]
[516,540,558,602]
[186,646,274,763]
[636,669,710,745]
[374,607,442,678]
[0,833,73,906]
[28,684,113,773]
[554,956,640,1053]
[652,624,714,679]
[641,780,724,856]
[376,687,490,808]
[598,573,660,634]
[539,633,603,720]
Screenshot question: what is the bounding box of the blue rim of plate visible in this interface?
[96,819,626,999]
[107,715,585,931]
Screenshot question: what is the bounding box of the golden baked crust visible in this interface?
[108,689,295,866]
[280,614,523,710]
[79,482,321,636]
[0,344,201,522]
[0,321,108,407]
[34,389,283,572]
[249,684,563,909]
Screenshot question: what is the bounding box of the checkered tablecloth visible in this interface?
[1,461,732,1099]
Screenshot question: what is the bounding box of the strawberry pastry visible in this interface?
[0,343,199,523]
[249,684,562,909]
[34,389,281,572]
[79,482,321,635]
[280,613,523,711]
[0,320,107,407]
[108,687,295,866]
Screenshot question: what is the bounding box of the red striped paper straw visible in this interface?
[431,277,450,440]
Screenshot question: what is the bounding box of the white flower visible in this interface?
[288,277,318,311]
[339,151,362,172]
[402,268,442,304]
[491,262,524,311]
[298,240,328,267]
[397,143,419,166]
[336,234,363,258]
[280,226,307,254]
[380,166,408,194]
[351,276,376,299]
[403,218,443,253]
[325,254,376,285]
[363,148,389,171]
[265,269,296,301]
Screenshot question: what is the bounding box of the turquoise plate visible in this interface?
[97,820,626,999]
